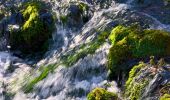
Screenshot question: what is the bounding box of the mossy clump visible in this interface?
[125,62,145,89]
[10,1,54,53]
[126,79,149,100]
[160,94,170,100]
[124,62,149,100]
[87,88,118,100]
[108,25,170,78]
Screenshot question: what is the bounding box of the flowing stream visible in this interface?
[0,0,170,100]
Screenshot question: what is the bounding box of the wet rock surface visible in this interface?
[125,60,170,100]
[0,0,170,100]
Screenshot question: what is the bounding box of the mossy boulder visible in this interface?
[108,25,170,78]
[124,62,149,100]
[10,1,54,53]
[87,88,118,100]
[124,59,170,100]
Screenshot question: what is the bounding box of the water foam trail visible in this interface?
[1,0,170,99]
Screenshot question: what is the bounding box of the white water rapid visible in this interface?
[0,0,170,100]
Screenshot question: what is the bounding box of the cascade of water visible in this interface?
[15,43,119,100]
[0,0,170,100]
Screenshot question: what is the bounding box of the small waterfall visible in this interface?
[14,43,121,100]
[0,0,170,100]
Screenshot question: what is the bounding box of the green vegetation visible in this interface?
[160,94,170,100]
[164,0,170,3]
[108,25,170,78]
[78,2,89,13]
[62,31,110,67]
[87,88,118,100]
[23,64,56,93]
[125,62,148,100]
[125,62,145,89]
[23,30,111,93]
[10,1,54,53]
[126,79,148,100]
[60,15,68,25]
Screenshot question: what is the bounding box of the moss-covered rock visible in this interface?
[10,1,54,53]
[160,94,170,100]
[87,88,118,100]
[124,62,149,100]
[108,25,170,78]
[124,59,170,100]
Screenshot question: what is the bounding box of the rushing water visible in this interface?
[0,0,170,100]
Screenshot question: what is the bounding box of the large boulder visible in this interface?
[125,59,170,100]
[107,25,170,79]
[10,1,54,53]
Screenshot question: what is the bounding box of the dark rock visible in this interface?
[67,4,83,28]
[8,13,24,25]
[129,0,164,7]
[40,12,54,27]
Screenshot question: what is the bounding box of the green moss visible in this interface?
[125,63,149,100]
[127,80,148,100]
[108,38,130,77]
[109,25,130,45]
[64,31,110,66]
[108,25,170,78]
[125,62,145,89]
[10,1,54,53]
[78,2,89,13]
[87,88,118,100]
[23,64,56,93]
[60,15,68,25]
[22,29,111,93]
[160,94,170,100]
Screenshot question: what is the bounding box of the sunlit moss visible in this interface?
[160,94,170,100]
[10,1,54,53]
[62,31,110,67]
[22,29,111,93]
[125,62,148,100]
[87,88,118,100]
[23,64,56,93]
[108,25,170,78]
[125,62,145,89]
